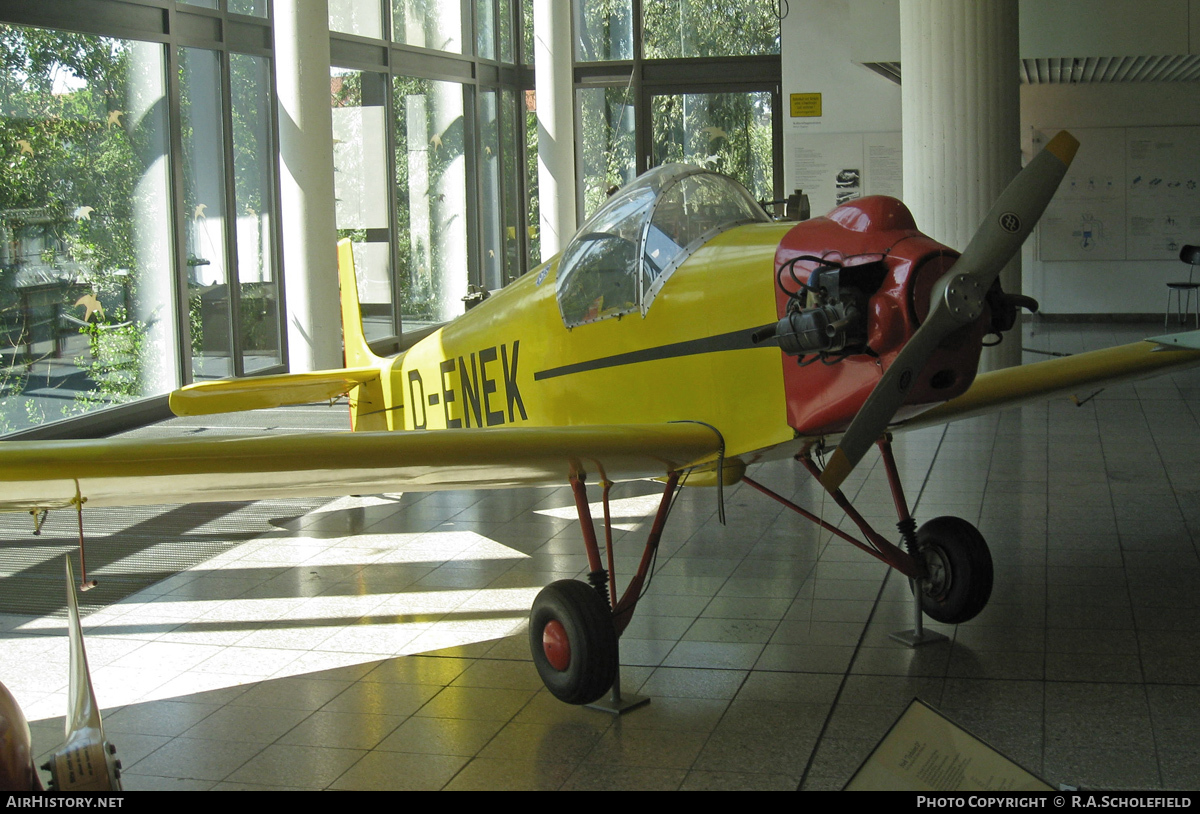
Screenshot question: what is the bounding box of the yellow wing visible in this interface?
[0,424,722,513]
[893,332,1200,432]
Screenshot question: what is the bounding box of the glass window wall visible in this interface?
[329,0,536,341]
[0,25,175,432]
[229,0,270,17]
[330,0,383,38]
[575,0,633,62]
[578,86,637,218]
[231,52,282,372]
[0,3,282,436]
[650,90,775,203]
[524,88,539,268]
[393,76,468,328]
[642,0,781,59]
[573,0,782,218]
[332,69,395,341]
[180,46,234,381]
[393,0,463,53]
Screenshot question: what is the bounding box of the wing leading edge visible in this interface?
[892,332,1200,433]
[0,424,723,513]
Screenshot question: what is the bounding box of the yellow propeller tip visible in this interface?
[819,447,853,492]
[1045,131,1079,167]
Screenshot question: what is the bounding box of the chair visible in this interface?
[1166,245,1200,328]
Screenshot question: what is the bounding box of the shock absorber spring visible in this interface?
[587,569,611,609]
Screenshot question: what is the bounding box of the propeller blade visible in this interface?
[821,131,1079,492]
[44,558,121,792]
[64,557,101,741]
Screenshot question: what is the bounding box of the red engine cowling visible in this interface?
[774,196,988,436]
[1,680,40,791]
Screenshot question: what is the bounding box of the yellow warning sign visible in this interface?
[790,93,822,118]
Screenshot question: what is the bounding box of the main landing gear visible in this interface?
[530,579,618,705]
[529,436,992,707]
[528,472,680,708]
[742,435,993,630]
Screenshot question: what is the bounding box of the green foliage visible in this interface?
[0,24,160,432]
[577,0,779,61]
[0,27,140,276]
[72,316,145,411]
[642,0,780,58]
[576,0,634,62]
[579,86,637,219]
[651,91,774,202]
[392,73,467,324]
[524,104,540,266]
[575,1,779,215]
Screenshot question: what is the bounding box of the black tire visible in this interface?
[528,581,619,705]
[529,580,618,705]
[912,516,993,624]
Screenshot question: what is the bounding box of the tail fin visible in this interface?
[338,239,383,368]
[337,239,391,431]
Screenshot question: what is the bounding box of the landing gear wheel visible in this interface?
[912,516,993,624]
[529,580,618,705]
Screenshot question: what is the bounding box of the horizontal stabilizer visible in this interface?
[169,368,382,416]
[0,424,723,512]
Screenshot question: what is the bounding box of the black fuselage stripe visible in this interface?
[533,328,763,381]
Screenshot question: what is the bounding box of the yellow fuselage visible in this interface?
[391,221,796,462]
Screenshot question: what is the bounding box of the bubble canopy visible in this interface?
[555,164,768,328]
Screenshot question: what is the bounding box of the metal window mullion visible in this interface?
[505,87,529,280]
[632,0,648,174]
[382,0,400,341]
[463,82,481,290]
[218,47,244,377]
[164,29,194,388]
[262,47,289,369]
[771,81,783,202]
[383,69,403,341]
[462,0,474,58]
[496,85,514,283]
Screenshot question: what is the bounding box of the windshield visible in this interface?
[556,165,767,328]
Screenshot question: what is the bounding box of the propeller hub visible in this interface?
[941,273,986,323]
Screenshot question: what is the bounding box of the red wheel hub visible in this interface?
[542,619,571,671]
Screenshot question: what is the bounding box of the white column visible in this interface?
[533,0,577,259]
[901,0,1022,370]
[275,0,342,372]
[129,40,178,395]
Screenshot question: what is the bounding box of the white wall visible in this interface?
[1020,0,1194,57]
[1022,84,1200,314]
[845,0,1200,61]
[782,0,1200,315]
[780,0,902,211]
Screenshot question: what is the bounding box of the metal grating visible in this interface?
[0,404,351,618]
[1021,55,1200,83]
[0,497,333,617]
[861,55,1200,85]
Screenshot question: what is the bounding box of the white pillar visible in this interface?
[275,0,342,372]
[128,40,178,395]
[533,0,577,259]
[901,0,1022,370]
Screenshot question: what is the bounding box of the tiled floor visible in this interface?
[3,321,1200,791]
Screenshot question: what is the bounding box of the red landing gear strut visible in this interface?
[528,471,680,711]
[742,435,993,637]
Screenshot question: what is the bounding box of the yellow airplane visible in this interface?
[3,131,1200,709]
